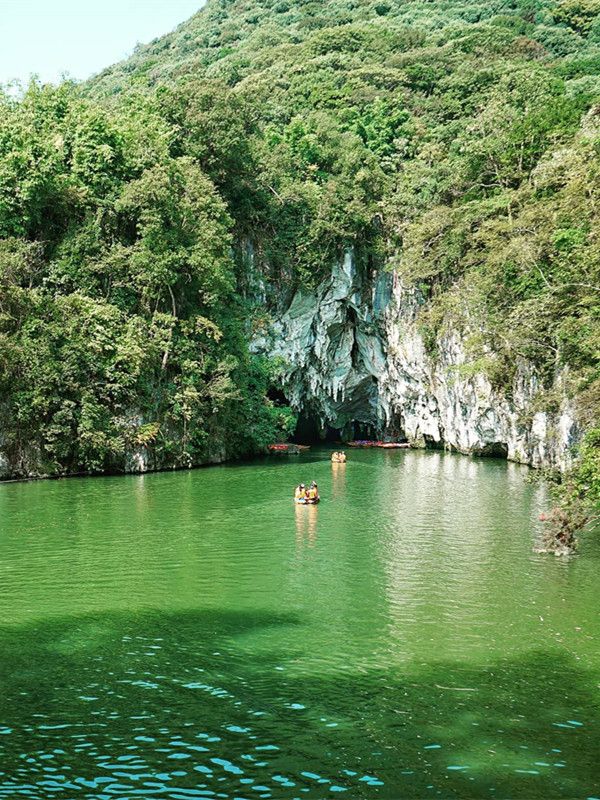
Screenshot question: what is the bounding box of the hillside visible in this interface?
[1,0,599,536]
[86,0,600,396]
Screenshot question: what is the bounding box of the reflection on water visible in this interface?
[0,449,599,799]
[295,502,318,548]
[331,461,347,500]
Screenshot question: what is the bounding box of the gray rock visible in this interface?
[255,249,577,470]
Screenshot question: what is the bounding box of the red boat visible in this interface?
[268,444,311,454]
[347,441,410,449]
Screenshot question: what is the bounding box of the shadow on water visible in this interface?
[0,608,598,799]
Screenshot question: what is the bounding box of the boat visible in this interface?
[268,443,311,455]
[295,497,320,505]
[347,440,410,449]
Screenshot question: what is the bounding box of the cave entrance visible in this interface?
[478,442,509,459]
[293,413,342,444]
[350,421,378,441]
[293,414,381,444]
[424,434,445,451]
[385,412,408,444]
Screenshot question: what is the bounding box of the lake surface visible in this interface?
[1,449,599,799]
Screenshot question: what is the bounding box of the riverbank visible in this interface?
[0,438,539,484]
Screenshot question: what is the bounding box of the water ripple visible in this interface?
[1,450,599,798]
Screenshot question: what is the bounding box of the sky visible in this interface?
[0,0,205,86]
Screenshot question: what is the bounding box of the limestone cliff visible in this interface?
[254,250,577,470]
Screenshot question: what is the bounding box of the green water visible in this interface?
[1,449,599,800]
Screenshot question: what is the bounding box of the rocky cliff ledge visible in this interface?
[254,250,577,470]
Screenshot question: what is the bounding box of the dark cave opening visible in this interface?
[351,421,378,441]
[478,441,509,459]
[293,413,380,444]
[293,413,342,443]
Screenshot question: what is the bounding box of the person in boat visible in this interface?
[307,482,320,502]
[332,451,347,463]
[294,483,306,502]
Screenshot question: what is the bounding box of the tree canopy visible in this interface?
[1,0,599,490]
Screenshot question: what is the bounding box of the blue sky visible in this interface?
[0,0,205,86]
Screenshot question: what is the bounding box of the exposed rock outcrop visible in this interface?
[255,250,577,470]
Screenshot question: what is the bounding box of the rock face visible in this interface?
[256,250,577,470]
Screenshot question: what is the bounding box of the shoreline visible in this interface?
[0,444,534,486]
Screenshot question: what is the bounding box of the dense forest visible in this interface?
[0,0,598,527]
